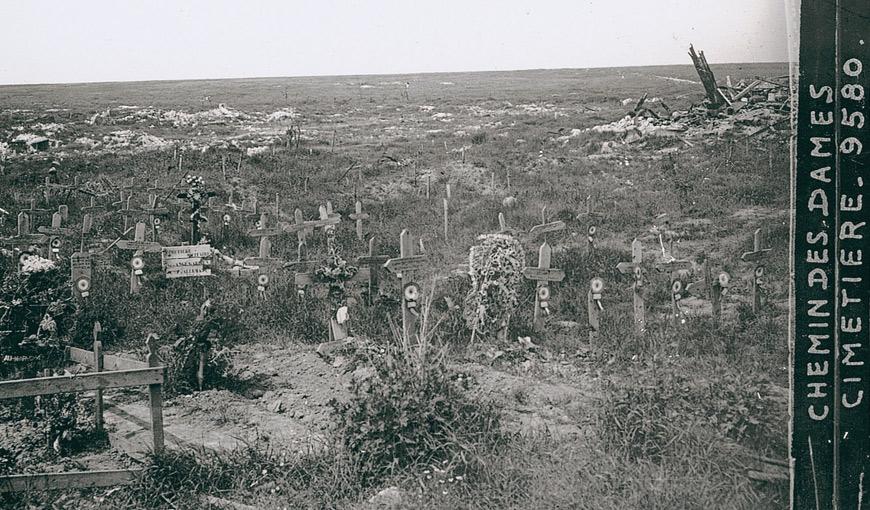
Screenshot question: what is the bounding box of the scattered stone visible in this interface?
[367,486,406,509]
[271,400,285,413]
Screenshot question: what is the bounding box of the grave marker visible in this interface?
[615,239,645,335]
[348,200,369,241]
[162,244,213,279]
[142,194,170,241]
[587,277,604,343]
[37,212,75,258]
[383,230,428,340]
[116,222,163,294]
[528,206,566,241]
[740,228,771,313]
[0,212,49,264]
[522,242,565,332]
[356,237,389,305]
[686,266,730,323]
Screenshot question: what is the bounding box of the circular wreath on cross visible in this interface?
[463,233,525,336]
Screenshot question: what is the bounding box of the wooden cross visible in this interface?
[687,262,731,323]
[82,196,106,215]
[116,222,163,294]
[281,208,312,261]
[112,190,130,212]
[142,194,170,241]
[244,213,284,295]
[587,277,604,343]
[348,200,369,241]
[21,199,51,224]
[383,230,428,340]
[522,242,565,332]
[652,213,678,259]
[314,205,341,240]
[652,257,693,325]
[0,212,49,259]
[615,239,646,335]
[740,227,772,313]
[37,211,75,258]
[114,195,145,232]
[42,174,82,202]
[528,206,566,241]
[356,237,389,305]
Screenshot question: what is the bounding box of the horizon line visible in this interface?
[0,60,790,88]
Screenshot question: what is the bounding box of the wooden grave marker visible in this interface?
[356,237,389,305]
[245,212,284,298]
[162,244,213,279]
[686,262,731,323]
[383,230,428,340]
[740,228,771,314]
[349,200,369,241]
[615,239,646,335]
[116,222,163,294]
[528,206,566,241]
[37,211,75,259]
[522,242,565,332]
[652,256,693,325]
[142,194,170,241]
[587,277,604,343]
[0,212,49,267]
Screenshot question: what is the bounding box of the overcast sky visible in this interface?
[0,0,790,85]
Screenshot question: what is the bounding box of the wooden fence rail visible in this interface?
[0,331,164,493]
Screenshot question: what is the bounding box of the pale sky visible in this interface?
[0,0,789,85]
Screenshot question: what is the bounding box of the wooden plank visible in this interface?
[528,221,566,237]
[0,469,141,493]
[66,348,146,371]
[0,367,163,399]
[521,267,565,282]
[383,255,427,275]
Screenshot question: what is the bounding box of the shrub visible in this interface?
[331,293,505,487]
[463,234,525,342]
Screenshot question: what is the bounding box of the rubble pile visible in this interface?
[586,45,791,147]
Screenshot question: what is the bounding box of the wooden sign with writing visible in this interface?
[162,244,213,279]
[71,251,93,299]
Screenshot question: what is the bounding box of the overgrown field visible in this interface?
[0,64,790,509]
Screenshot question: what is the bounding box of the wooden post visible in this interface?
[142,194,169,242]
[587,277,604,343]
[586,225,597,255]
[616,239,646,335]
[446,183,452,199]
[442,198,449,242]
[740,228,772,314]
[522,242,565,332]
[687,269,731,323]
[349,201,369,241]
[426,175,430,199]
[383,230,428,340]
[245,212,284,296]
[93,323,104,432]
[146,334,164,454]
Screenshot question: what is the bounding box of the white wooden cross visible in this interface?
[116,222,163,294]
[522,242,565,332]
[348,200,369,241]
[383,230,428,340]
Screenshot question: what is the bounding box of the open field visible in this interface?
[0,62,791,509]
